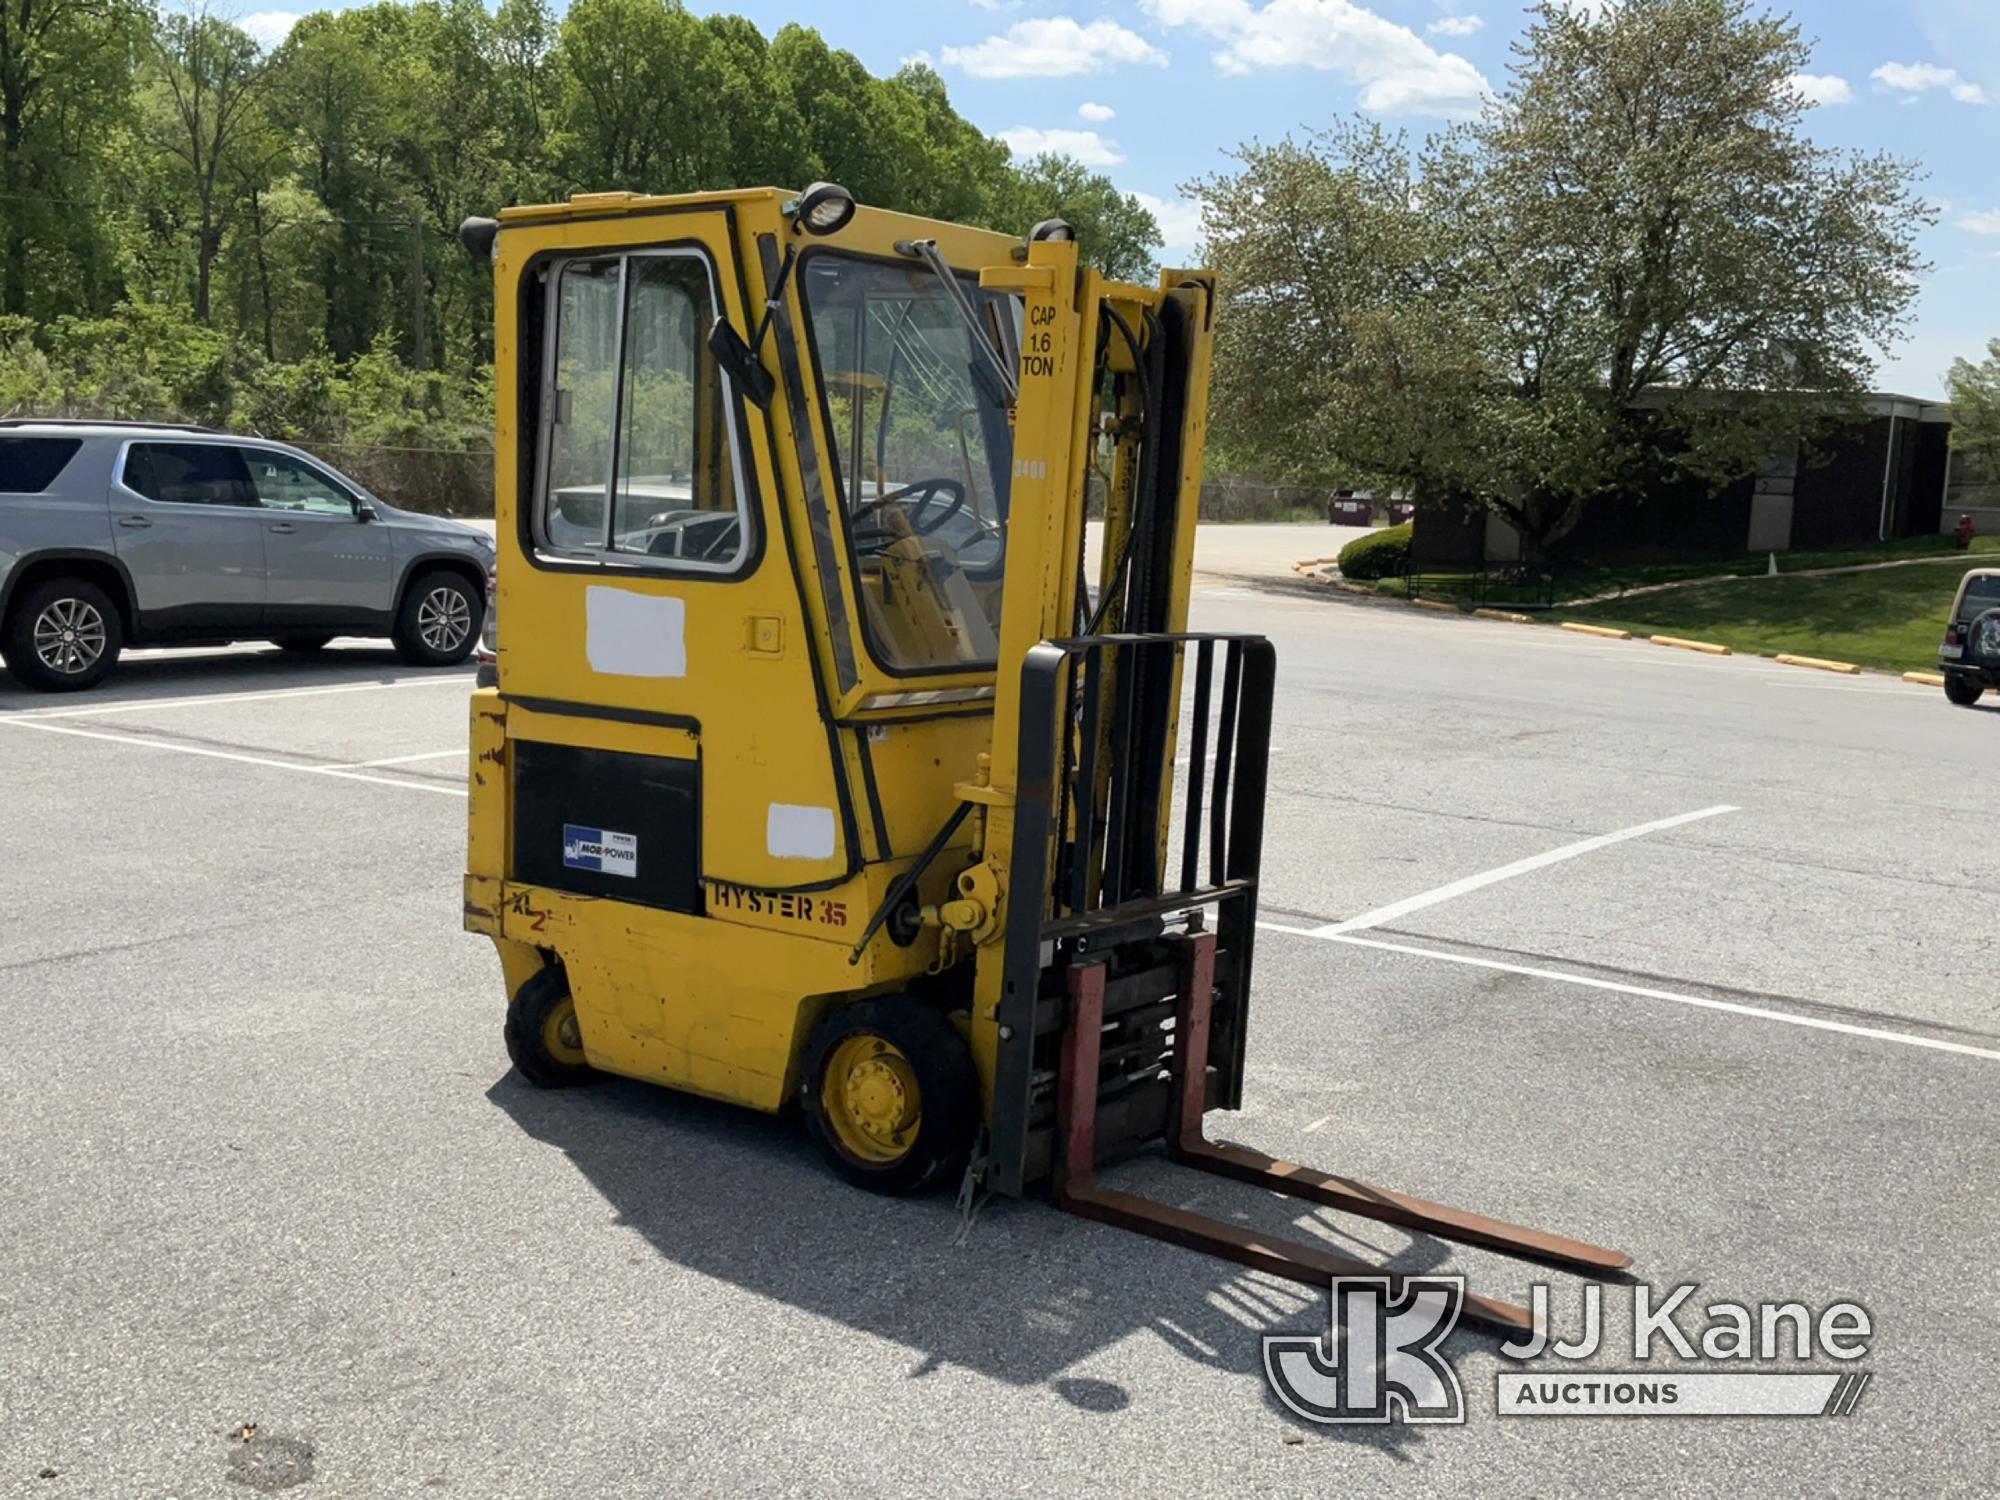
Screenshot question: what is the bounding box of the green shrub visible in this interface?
[1337,521,1412,580]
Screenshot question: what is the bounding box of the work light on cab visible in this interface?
[792,181,856,236]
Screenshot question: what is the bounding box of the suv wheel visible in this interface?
[3,577,124,692]
[392,570,480,667]
[1944,674,1984,707]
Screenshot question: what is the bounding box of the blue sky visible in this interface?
[238,0,2000,397]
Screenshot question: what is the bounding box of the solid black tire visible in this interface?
[274,635,334,652]
[1944,674,1984,707]
[503,966,597,1089]
[392,569,481,666]
[2,576,124,692]
[801,997,979,1196]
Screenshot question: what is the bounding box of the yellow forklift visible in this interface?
[456,182,1628,1330]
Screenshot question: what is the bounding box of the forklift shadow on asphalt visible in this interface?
[0,646,459,707]
[487,1069,1511,1456]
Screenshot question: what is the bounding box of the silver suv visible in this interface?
[0,421,495,692]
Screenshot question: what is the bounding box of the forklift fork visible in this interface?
[1052,932,1632,1335]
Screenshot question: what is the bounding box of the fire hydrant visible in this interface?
[1956,513,1977,549]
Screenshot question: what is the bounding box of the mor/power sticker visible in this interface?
[563,824,638,878]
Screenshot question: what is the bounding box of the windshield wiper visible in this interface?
[892,238,1018,405]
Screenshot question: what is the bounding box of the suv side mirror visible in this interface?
[355,501,379,522]
[708,318,775,409]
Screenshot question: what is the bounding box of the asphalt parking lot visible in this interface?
[3,539,1996,1497]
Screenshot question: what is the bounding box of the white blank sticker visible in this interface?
[767,803,836,860]
[585,586,687,678]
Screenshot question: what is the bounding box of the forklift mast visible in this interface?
[960,242,1271,1197]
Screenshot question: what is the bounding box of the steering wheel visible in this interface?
[849,478,968,552]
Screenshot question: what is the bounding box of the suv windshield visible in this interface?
[802,253,1014,673]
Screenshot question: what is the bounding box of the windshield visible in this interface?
[802,252,1014,674]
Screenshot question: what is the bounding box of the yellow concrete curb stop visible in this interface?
[1901,671,1945,687]
[1775,653,1861,676]
[1473,608,1534,623]
[1649,635,1732,656]
[1561,622,1633,640]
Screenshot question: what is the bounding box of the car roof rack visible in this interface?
[0,417,217,433]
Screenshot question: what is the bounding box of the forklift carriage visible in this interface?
[459,183,1628,1331]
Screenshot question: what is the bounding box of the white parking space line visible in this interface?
[0,717,469,798]
[1259,925,2000,1066]
[333,748,466,769]
[1308,804,1739,936]
[1,674,474,721]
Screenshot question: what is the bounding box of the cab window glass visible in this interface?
[536,250,749,570]
[124,443,256,506]
[801,253,1013,674]
[245,451,356,515]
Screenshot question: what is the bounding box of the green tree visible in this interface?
[550,0,722,191]
[1001,152,1164,284]
[6,0,1168,474]
[142,8,281,324]
[0,0,141,316]
[1946,339,2000,466]
[1198,0,1930,552]
[272,10,408,360]
[700,13,815,190]
[493,0,559,194]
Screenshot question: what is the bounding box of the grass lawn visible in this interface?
[1555,545,1998,673]
[1373,532,1999,606]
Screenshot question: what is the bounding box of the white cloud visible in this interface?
[1788,72,1853,107]
[998,126,1125,166]
[1552,0,1616,17]
[1959,209,2000,236]
[1872,60,1992,104]
[1426,14,1483,37]
[1139,0,1490,117]
[1134,190,1205,256]
[1873,61,1955,91]
[940,17,1168,79]
[969,0,1022,11]
[1078,100,1116,122]
[238,10,301,49]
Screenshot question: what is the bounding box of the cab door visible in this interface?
[494,201,858,897]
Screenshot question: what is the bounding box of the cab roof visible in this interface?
[496,186,785,223]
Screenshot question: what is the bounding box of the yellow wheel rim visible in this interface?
[541,997,586,1067]
[821,1033,921,1165]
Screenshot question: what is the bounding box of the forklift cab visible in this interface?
[461,184,1625,1331]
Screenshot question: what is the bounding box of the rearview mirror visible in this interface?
[708,318,776,409]
[355,501,379,522]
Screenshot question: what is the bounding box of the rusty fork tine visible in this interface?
[1173,1138,1634,1274]
[1167,931,1632,1276]
[1059,1179,1537,1334]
